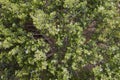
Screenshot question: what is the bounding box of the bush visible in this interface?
[0,0,120,80]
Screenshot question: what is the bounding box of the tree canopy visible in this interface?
[0,0,120,80]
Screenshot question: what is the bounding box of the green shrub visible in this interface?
[0,0,120,80]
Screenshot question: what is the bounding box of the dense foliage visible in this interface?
[0,0,120,80]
